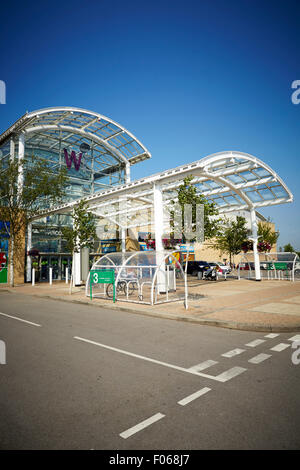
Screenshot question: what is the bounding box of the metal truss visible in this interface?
[32,151,293,225]
[0,107,152,183]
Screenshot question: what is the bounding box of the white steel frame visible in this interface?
[86,250,188,307]
[31,151,293,283]
[238,252,300,282]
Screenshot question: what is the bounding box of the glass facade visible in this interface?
[0,107,152,282]
[23,136,126,205]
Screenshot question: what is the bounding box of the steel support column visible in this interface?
[153,184,165,293]
[73,249,81,286]
[125,163,131,184]
[121,228,126,253]
[250,208,261,281]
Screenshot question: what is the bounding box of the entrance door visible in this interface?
[61,256,72,280]
[40,256,49,281]
[40,255,72,282]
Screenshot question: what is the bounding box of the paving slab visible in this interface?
[251,302,300,316]
[281,296,300,304]
[1,278,300,332]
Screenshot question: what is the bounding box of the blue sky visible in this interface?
[0,0,299,249]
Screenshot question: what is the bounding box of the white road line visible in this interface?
[265,333,280,339]
[214,367,247,383]
[74,336,245,383]
[178,387,211,406]
[289,335,300,342]
[245,339,266,347]
[120,413,165,439]
[0,311,41,327]
[270,343,290,352]
[221,348,245,358]
[248,353,272,364]
[188,360,218,372]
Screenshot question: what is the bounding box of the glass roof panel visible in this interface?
[227,174,245,184]
[239,171,258,181]
[252,167,270,177]
[210,197,227,206]
[245,190,263,202]
[223,195,240,204]
[204,180,222,189]
[257,188,276,200]
[270,186,289,198]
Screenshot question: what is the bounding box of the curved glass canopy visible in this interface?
[0,107,151,167]
[35,150,293,225]
[0,106,152,206]
[159,151,293,213]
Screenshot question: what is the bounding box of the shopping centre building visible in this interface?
[0,106,294,285]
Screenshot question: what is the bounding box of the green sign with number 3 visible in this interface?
[90,269,115,302]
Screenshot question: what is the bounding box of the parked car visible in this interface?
[208,262,231,275]
[183,260,210,278]
[237,262,254,270]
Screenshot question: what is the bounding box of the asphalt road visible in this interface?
[0,291,299,450]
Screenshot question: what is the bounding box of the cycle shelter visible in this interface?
[86,251,188,308]
[237,252,300,281]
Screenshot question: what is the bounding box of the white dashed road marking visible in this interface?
[188,360,218,372]
[222,348,245,358]
[74,336,246,383]
[178,387,211,406]
[289,335,300,342]
[270,343,290,352]
[214,367,247,383]
[245,339,266,347]
[265,333,280,339]
[248,353,272,364]
[0,311,41,327]
[120,413,165,439]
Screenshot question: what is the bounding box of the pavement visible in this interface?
[1,277,300,332]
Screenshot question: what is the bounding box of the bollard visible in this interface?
[49,267,53,285]
[65,267,68,284]
[32,268,35,286]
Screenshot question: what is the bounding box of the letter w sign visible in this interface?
[64,148,82,171]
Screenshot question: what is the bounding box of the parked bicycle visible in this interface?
[106,279,139,298]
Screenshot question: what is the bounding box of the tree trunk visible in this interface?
[9,237,14,287]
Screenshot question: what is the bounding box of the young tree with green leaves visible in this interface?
[62,200,96,289]
[283,243,295,253]
[257,222,279,249]
[170,176,222,242]
[0,157,67,286]
[214,216,248,265]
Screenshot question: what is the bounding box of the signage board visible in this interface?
[0,252,7,284]
[267,262,288,270]
[90,269,115,302]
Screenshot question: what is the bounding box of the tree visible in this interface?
[258,222,279,250]
[170,176,222,243]
[214,216,248,264]
[62,200,96,288]
[0,157,67,286]
[283,243,295,253]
